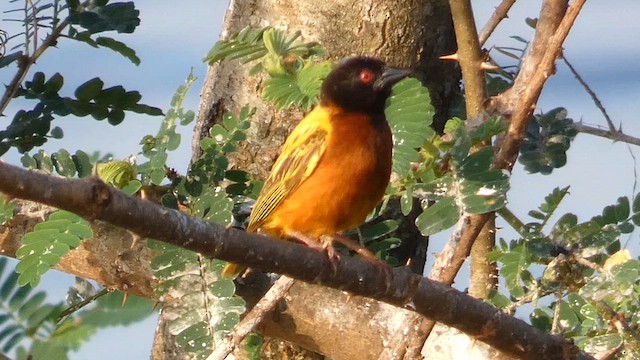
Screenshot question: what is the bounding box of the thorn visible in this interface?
[240,267,253,278]
[439,53,459,61]
[345,293,354,303]
[130,232,143,249]
[480,62,499,71]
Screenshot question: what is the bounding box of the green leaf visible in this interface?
[386,78,435,178]
[175,322,212,359]
[15,211,92,287]
[50,127,64,139]
[499,245,530,299]
[632,192,640,213]
[209,280,236,298]
[52,149,78,178]
[0,198,15,226]
[96,161,136,188]
[80,292,153,327]
[20,154,37,169]
[519,108,577,174]
[457,148,509,213]
[107,108,125,125]
[263,28,290,56]
[139,72,196,185]
[0,270,18,301]
[95,37,140,65]
[415,197,460,236]
[244,334,264,360]
[539,186,570,217]
[580,260,640,302]
[555,300,579,334]
[120,180,142,196]
[579,224,620,257]
[469,116,508,145]
[443,117,464,134]
[74,78,104,102]
[33,151,54,174]
[191,190,233,225]
[225,170,250,183]
[400,184,414,216]
[487,290,511,309]
[614,196,630,222]
[204,26,269,64]
[72,150,94,178]
[581,333,623,355]
[68,2,140,34]
[361,220,399,242]
[263,66,327,110]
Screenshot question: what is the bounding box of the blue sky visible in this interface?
[1,1,639,359]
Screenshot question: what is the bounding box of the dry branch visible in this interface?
[392,0,585,357]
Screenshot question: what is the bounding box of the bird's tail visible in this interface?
[221,262,245,278]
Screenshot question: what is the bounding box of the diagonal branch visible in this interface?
[494,0,585,169]
[210,276,296,360]
[478,0,518,47]
[0,162,594,360]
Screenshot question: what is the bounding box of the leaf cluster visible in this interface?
[205,26,330,111]
[149,241,245,359]
[489,189,640,357]
[519,107,577,175]
[0,72,161,155]
[406,117,510,236]
[15,211,92,288]
[0,0,158,156]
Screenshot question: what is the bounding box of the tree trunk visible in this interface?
[182,0,461,358]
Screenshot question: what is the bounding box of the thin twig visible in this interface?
[596,300,640,344]
[478,0,517,47]
[210,276,295,360]
[197,254,215,351]
[550,291,564,335]
[572,253,604,273]
[561,55,616,132]
[497,206,527,238]
[572,122,640,147]
[57,286,114,321]
[0,18,69,116]
[505,287,553,316]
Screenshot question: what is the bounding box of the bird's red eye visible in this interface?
[359,70,374,84]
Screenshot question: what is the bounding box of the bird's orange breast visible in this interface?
[260,109,393,239]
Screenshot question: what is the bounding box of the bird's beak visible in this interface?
[374,67,412,91]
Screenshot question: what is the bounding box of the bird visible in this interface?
[222,56,411,278]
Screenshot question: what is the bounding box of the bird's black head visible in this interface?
[320,57,412,115]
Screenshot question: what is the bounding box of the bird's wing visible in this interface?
[247,111,329,232]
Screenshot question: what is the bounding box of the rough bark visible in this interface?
[192,0,459,170]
